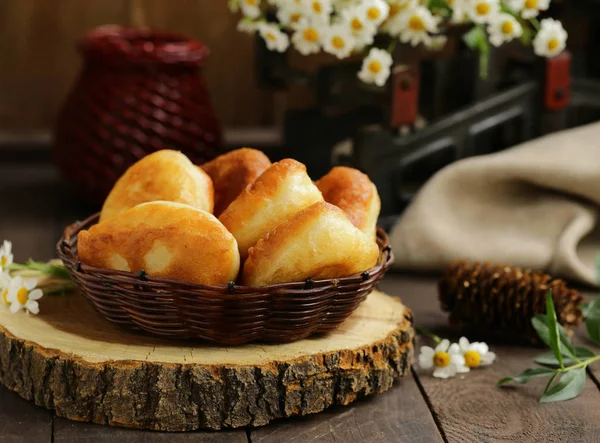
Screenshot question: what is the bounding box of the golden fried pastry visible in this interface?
[78,201,239,285]
[201,147,272,216]
[219,159,323,260]
[316,166,381,239]
[242,202,379,286]
[100,150,213,222]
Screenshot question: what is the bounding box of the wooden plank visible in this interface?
[53,418,247,442]
[0,0,129,133]
[379,275,600,443]
[0,385,52,443]
[250,379,443,443]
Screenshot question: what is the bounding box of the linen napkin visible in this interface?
[389,121,600,287]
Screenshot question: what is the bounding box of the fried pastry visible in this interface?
[201,147,272,216]
[316,166,381,239]
[78,201,239,285]
[100,150,213,221]
[242,202,379,286]
[219,159,323,260]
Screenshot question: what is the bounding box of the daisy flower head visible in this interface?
[447,0,468,23]
[277,3,305,29]
[361,0,390,27]
[382,0,417,35]
[397,6,441,47]
[488,13,522,47]
[0,273,11,306]
[303,0,333,21]
[533,18,567,58]
[419,339,468,378]
[240,0,262,19]
[292,19,324,54]
[258,22,290,52]
[458,337,496,368]
[7,276,43,315]
[237,18,260,34]
[322,23,356,58]
[508,0,550,19]
[467,0,500,24]
[0,240,13,272]
[342,6,378,47]
[358,47,393,86]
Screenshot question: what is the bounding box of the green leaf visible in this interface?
[463,26,486,50]
[540,367,586,403]
[545,291,563,368]
[534,347,595,367]
[584,295,600,345]
[497,367,556,386]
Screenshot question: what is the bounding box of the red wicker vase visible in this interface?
[53,25,224,204]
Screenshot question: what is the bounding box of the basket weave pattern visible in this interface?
[57,213,393,345]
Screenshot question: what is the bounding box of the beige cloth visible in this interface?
[390,122,600,287]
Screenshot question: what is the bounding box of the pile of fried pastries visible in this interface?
[77,148,382,287]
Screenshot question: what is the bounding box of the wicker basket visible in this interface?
[57,213,393,345]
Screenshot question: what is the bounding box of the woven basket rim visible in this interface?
[58,212,394,293]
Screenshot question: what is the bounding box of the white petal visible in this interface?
[26,300,39,315]
[9,302,21,313]
[482,352,496,365]
[475,342,489,355]
[24,278,38,291]
[420,346,435,357]
[452,354,465,366]
[419,354,434,369]
[436,339,450,352]
[455,364,470,373]
[28,289,43,301]
[448,343,461,355]
[459,336,470,351]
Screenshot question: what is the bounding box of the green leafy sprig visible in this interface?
[7,259,74,294]
[498,291,600,403]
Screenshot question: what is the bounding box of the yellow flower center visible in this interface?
[331,36,345,49]
[368,60,382,74]
[547,38,559,51]
[1,288,8,305]
[291,13,302,22]
[476,3,490,15]
[447,0,454,5]
[367,7,380,20]
[266,32,276,41]
[0,257,6,266]
[16,287,29,305]
[525,0,537,8]
[433,351,451,367]
[501,21,514,35]
[245,0,257,5]
[303,28,319,43]
[408,16,425,31]
[312,1,322,13]
[351,17,363,31]
[464,350,482,368]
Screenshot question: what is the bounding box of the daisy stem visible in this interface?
[416,326,442,345]
[530,17,541,32]
[387,39,397,54]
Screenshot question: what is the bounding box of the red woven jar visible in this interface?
[54,25,224,204]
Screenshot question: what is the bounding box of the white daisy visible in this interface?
[358,48,393,86]
[361,0,390,27]
[342,6,378,47]
[7,276,43,315]
[419,339,468,378]
[508,0,550,19]
[533,18,567,58]
[237,19,260,34]
[258,23,290,52]
[396,6,440,47]
[240,0,262,19]
[0,240,13,272]
[447,0,468,23]
[0,273,11,306]
[488,13,522,47]
[292,19,324,54]
[277,4,306,29]
[458,337,496,368]
[322,24,356,58]
[382,0,417,35]
[303,0,333,22]
[467,0,500,24]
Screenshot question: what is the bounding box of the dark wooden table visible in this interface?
[2,160,600,442]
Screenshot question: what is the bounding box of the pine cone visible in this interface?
[438,261,583,344]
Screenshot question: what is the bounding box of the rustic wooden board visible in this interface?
[0,288,413,432]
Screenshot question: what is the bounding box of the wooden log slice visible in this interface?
[0,289,414,431]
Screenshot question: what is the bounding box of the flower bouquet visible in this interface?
[229,0,568,85]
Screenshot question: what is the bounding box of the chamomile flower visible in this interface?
[397,6,440,47]
[258,22,290,52]
[458,337,496,368]
[382,0,417,35]
[277,4,306,29]
[361,0,390,27]
[358,47,393,86]
[240,0,262,19]
[0,273,11,306]
[533,18,567,58]
[0,240,13,272]
[322,24,356,58]
[237,18,260,34]
[7,276,43,315]
[419,339,467,379]
[467,0,500,24]
[303,0,333,22]
[292,19,324,54]
[488,13,522,47]
[508,0,550,19]
[342,6,377,47]
[447,0,468,23]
